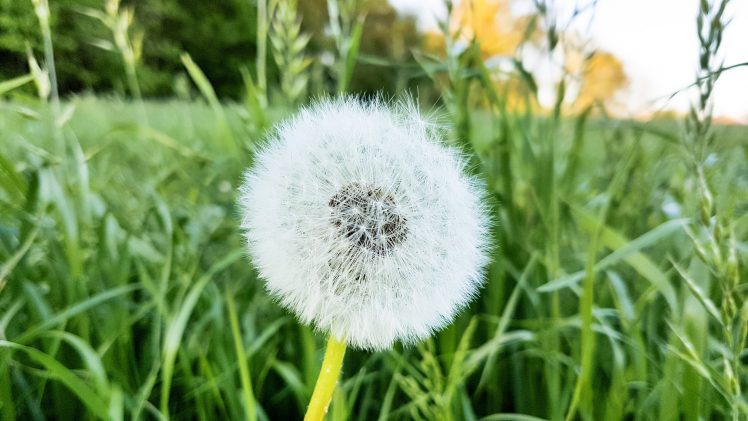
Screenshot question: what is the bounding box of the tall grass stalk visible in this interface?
[30,0,63,156]
[256,0,268,101]
[268,0,312,106]
[80,0,147,126]
[680,0,745,419]
[326,0,365,93]
[1,0,747,419]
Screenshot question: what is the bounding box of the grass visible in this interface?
[0,94,745,420]
[1,0,747,419]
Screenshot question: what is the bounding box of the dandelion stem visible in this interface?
[304,335,346,421]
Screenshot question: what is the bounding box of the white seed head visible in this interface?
[239,97,491,350]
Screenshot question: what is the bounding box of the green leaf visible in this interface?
[0,74,34,96]
[540,208,681,311]
[0,340,109,419]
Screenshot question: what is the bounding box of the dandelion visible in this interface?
[239,97,491,420]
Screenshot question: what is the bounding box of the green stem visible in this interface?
[304,336,346,421]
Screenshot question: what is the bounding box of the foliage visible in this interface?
[0,0,260,97]
[0,0,119,92]
[0,0,424,98]
[298,0,424,96]
[575,51,628,111]
[451,0,527,58]
[1,0,747,420]
[424,0,629,113]
[268,0,311,105]
[2,96,746,421]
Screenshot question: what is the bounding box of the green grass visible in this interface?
[0,3,746,418]
[1,94,746,420]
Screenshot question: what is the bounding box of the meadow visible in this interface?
[1,0,747,420]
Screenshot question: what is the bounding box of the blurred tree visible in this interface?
[102,0,261,97]
[575,50,628,111]
[421,0,628,113]
[0,0,42,79]
[0,0,261,97]
[1,0,425,98]
[0,0,120,92]
[353,0,421,94]
[451,0,527,59]
[421,0,541,111]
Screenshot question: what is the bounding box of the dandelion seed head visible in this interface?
[328,182,408,255]
[239,97,491,350]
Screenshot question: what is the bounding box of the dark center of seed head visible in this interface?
[328,182,408,254]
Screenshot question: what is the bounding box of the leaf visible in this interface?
[540,207,680,311]
[477,255,537,388]
[40,331,109,394]
[0,74,35,96]
[159,249,244,413]
[16,284,140,343]
[671,260,722,324]
[479,415,549,421]
[272,360,308,410]
[0,225,39,291]
[180,53,238,154]
[226,291,256,421]
[338,14,366,93]
[0,340,109,419]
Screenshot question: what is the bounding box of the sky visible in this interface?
[389,0,748,123]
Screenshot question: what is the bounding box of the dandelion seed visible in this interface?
[238,97,491,420]
[239,97,491,351]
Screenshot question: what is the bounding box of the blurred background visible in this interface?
[0,0,746,420]
[2,0,747,119]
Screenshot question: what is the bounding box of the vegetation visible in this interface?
[0,0,424,97]
[1,0,746,420]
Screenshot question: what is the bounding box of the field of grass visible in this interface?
[1,0,748,419]
[0,93,746,420]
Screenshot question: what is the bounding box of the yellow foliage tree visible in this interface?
[422,1,628,114]
[575,51,628,110]
[452,0,524,58]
